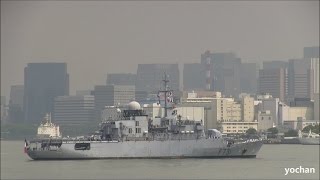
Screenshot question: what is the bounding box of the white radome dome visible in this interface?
[128,101,141,110]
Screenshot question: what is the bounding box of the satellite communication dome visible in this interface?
[128,101,141,110]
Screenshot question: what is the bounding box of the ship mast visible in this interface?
[158,72,172,117]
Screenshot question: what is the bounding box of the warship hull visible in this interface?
[299,138,320,145]
[27,139,263,160]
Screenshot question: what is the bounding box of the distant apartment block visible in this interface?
[201,51,241,98]
[183,63,205,90]
[24,63,69,124]
[258,68,286,102]
[220,121,258,134]
[53,95,94,126]
[93,85,135,121]
[106,73,137,86]
[241,96,254,122]
[212,98,242,122]
[8,85,24,123]
[136,64,180,93]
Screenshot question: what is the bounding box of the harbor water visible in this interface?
[1,140,319,179]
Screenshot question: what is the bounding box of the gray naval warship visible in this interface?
[25,76,263,160]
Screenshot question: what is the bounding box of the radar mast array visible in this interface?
[158,72,173,117]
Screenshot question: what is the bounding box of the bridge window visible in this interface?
[136,128,141,133]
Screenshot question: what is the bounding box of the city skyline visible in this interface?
[1,1,319,99]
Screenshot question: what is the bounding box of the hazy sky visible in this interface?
[1,1,319,100]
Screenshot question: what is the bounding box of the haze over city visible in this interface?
[1,1,320,180]
[1,1,319,99]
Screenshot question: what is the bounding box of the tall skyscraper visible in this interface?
[24,63,69,124]
[240,63,258,94]
[263,60,289,99]
[8,85,24,123]
[258,68,286,102]
[311,58,319,96]
[76,90,93,96]
[53,95,95,126]
[201,51,241,97]
[106,73,137,86]
[314,93,319,121]
[93,85,135,121]
[288,59,313,102]
[136,64,180,93]
[1,96,7,123]
[183,63,205,90]
[263,60,288,70]
[304,47,319,100]
[304,46,319,59]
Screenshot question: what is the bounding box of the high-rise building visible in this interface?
[106,73,137,86]
[310,58,319,96]
[240,63,257,94]
[24,63,69,124]
[135,91,149,104]
[305,47,319,96]
[262,60,289,99]
[0,96,5,106]
[314,93,319,121]
[304,46,319,59]
[263,60,288,70]
[136,64,180,93]
[1,96,7,123]
[288,59,313,101]
[9,85,24,106]
[288,46,320,101]
[8,85,24,123]
[76,90,92,96]
[258,68,286,102]
[53,95,95,126]
[212,98,242,122]
[93,85,135,121]
[183,63,205,91]
[201,51,241,97]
